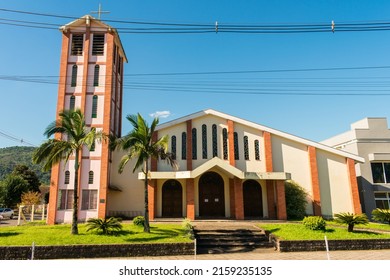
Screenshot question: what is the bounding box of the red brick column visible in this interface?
[276,180,287,220]
[227,120,235,167]
[229,179,236,218]
[148,179,157,220]
[186,179,195,220]
[308,146,322,216]
[266,181,276,219]
[264,131,275,219]
[347,158,362,214]
[233,178,244,220]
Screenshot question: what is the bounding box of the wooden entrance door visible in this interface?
[243,180,263,218]
[162,180,182,217]
[199,172,225,217]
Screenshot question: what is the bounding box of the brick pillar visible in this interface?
[264,131,275,219]
[266,181,276,219]
[227,120,235,167]
[229,179,236,218]
[148,179,157,220]
[186,179,195,220]
[276,180,287,220]
[308,146,322,216]
[233,177,244,220]
[347,158,362,214]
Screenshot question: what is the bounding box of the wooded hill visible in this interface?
[0,146,50,185]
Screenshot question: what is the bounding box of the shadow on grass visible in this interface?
[352,230,380,236]
[0,232,20,237]
[123,226,183,243]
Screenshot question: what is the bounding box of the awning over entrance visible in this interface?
[138,157,291,180]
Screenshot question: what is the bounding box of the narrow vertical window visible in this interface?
[223,128,228,160]
[212,124,218,157]
[234,132,239,160]
[71,65,77,87]
[66,190,74,209]
[92,34,105,55]
[70,34,83,56]
[69,96,75,111]
[93,65,100,86]
[88,171,94,184]
[244,136,249,160]
[255,140,260,160]
[171,136,176,160]
[192,128,197,160]
[81,190,98,210]
[90,141,95,152]
[92,95,98,118]
[202,124,207,159]
[181,132,187,160]
[64,171,70,184]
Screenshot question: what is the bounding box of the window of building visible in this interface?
[81,190,98,210]
[58,190,74,210]
[90,141,95,152]
[223,128,228,160]
[88,171,94,184]
[374,192,390,209]
[212,124,218,157]
[202,124,207,159]
[234,132,239,160]
[254,140,260,160]
[192,128,197,160]
[70,34,83,56]
[92,34,105,55]
[93,65,100,86]
[244,136,249,160]
[92,95,98,118]
[71,65,78,87]
[64,171,70,184]
[371,162,390,183]
[171,135,176,160]
[69,96,75,111]
[181,132,187,160]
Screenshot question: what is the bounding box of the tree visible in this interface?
[12,165,41,193]
[371,208,390,225]
[0,174,29,207]
[33,109,104,235]
[86,217,123,235]
[285,180,308,220]
[111,113,176,233]
[334,212,369,232]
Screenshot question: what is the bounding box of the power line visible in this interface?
[0,129,37,147]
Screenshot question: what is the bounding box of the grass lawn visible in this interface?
[259,222,390,241]
[0,222,192,246]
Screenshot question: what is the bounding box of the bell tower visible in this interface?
[47,15,127,224]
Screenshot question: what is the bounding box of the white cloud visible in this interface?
[149,110,171,119]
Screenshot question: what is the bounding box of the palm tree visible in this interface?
[112,113,176,233]
[33,109,104,235]
[371,208,390,225]
[334,212,369,232]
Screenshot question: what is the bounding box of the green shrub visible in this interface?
[133,215,145,226]
[303,216,326,230]
[86,217,123,235]
[181,218,194,239]
[334,212,369,232]
[371,208,390,225]
[285,180,308,220]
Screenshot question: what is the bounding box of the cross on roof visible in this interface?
[91,4,110,20]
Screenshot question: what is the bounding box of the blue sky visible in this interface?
[1,0,390,148]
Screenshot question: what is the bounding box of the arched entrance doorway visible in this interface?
[199,171,225,217]
[243,180,263,218]
[162,179,183,217]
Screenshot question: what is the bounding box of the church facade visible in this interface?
[47,16,364,224]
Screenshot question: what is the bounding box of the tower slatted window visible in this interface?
[88,171,94,184]
[181,132,187,160]
[71,34,83,56]
[69,96,75,111]
[255,140,260,160]
[202,124,207,159]
[192,128,197,160]
[171,135,177,160]
[71,65,77,87]
[64,171,70,184]
[212,124,218,157]
[93,65,100,86]
[234,132,239,160]
[244,136,249,160]
[90,140,95,152]
[223,128,228,160]
[92,34,105,55]
[92,95,98,118]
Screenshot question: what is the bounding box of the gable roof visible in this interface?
[156,109,364,163]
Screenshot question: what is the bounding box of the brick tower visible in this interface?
[47,15,127,224]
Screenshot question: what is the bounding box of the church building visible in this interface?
[47,16,364,224]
